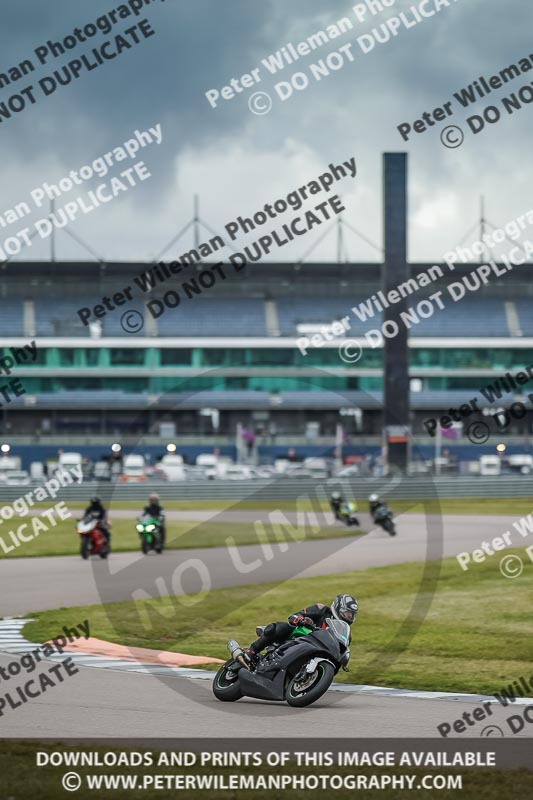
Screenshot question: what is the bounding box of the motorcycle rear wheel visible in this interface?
[213,660,243,702]
[286,661,335,707]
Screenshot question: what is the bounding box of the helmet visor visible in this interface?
[340,607,356,623]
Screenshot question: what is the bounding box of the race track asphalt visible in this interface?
[1,651,528,740]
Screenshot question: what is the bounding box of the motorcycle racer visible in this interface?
[141,492,166,547]
[83,496,111,544]
[330,492,344,517]
[245,594,358,663]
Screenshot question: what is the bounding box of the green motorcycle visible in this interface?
[136,515,163,554]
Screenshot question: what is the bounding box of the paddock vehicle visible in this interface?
[77,512,109,559]
[119,454,147,482]
[213,618,350,708]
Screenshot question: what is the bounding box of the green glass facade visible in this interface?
[4,345,532,394]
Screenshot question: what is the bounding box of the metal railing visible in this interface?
[0,476,530,503]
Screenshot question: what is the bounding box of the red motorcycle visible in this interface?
[77,512,110,559]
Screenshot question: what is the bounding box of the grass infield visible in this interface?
[22,498,533,514]
[0,517,362,558]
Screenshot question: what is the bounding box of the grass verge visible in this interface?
[24,497,533,514]
[0,517,361,558]
[23,547,533,695]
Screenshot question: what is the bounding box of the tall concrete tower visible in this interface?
[382,153,409,471]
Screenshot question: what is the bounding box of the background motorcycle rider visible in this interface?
[142,493,166,546]
[330,492,344,518]
[245,593,358,663]
[368,493,387,520]
[83,496,111,544]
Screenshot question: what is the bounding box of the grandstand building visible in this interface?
[1,256,532,465]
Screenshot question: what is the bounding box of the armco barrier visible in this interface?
[0,476,530,503]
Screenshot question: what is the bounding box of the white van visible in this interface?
[303,457,329,479]
[160,454,186,481]
[0,456,22,482]
[120,454,147,482]
[196,454,230,479]
[5,470,31,486]
[506,454,533,475]
[30,461,45,481]
[479,455,501,476]
[58,452,82,471]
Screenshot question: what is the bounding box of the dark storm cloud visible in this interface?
[0,0,275,162]
[0,0,530,261]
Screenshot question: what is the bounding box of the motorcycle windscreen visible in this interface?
[325,619,350,646]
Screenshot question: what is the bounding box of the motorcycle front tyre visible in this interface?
[80,535,89,560]
[213,660,243,702]
[286,661,335,707]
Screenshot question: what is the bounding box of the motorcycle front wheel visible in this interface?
[80,535,89,560]
[213,660,243,702]
[384,518,396,536]
[286,661,335,707]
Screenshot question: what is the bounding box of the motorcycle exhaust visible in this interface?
[227,639,250,671]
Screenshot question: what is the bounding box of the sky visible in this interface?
[0,0,530,265]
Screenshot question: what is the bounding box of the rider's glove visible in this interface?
[244,648,259,666]
[288,613,305,627]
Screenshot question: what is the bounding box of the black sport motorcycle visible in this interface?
[372,503,396,536]
[212,618,351,708]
